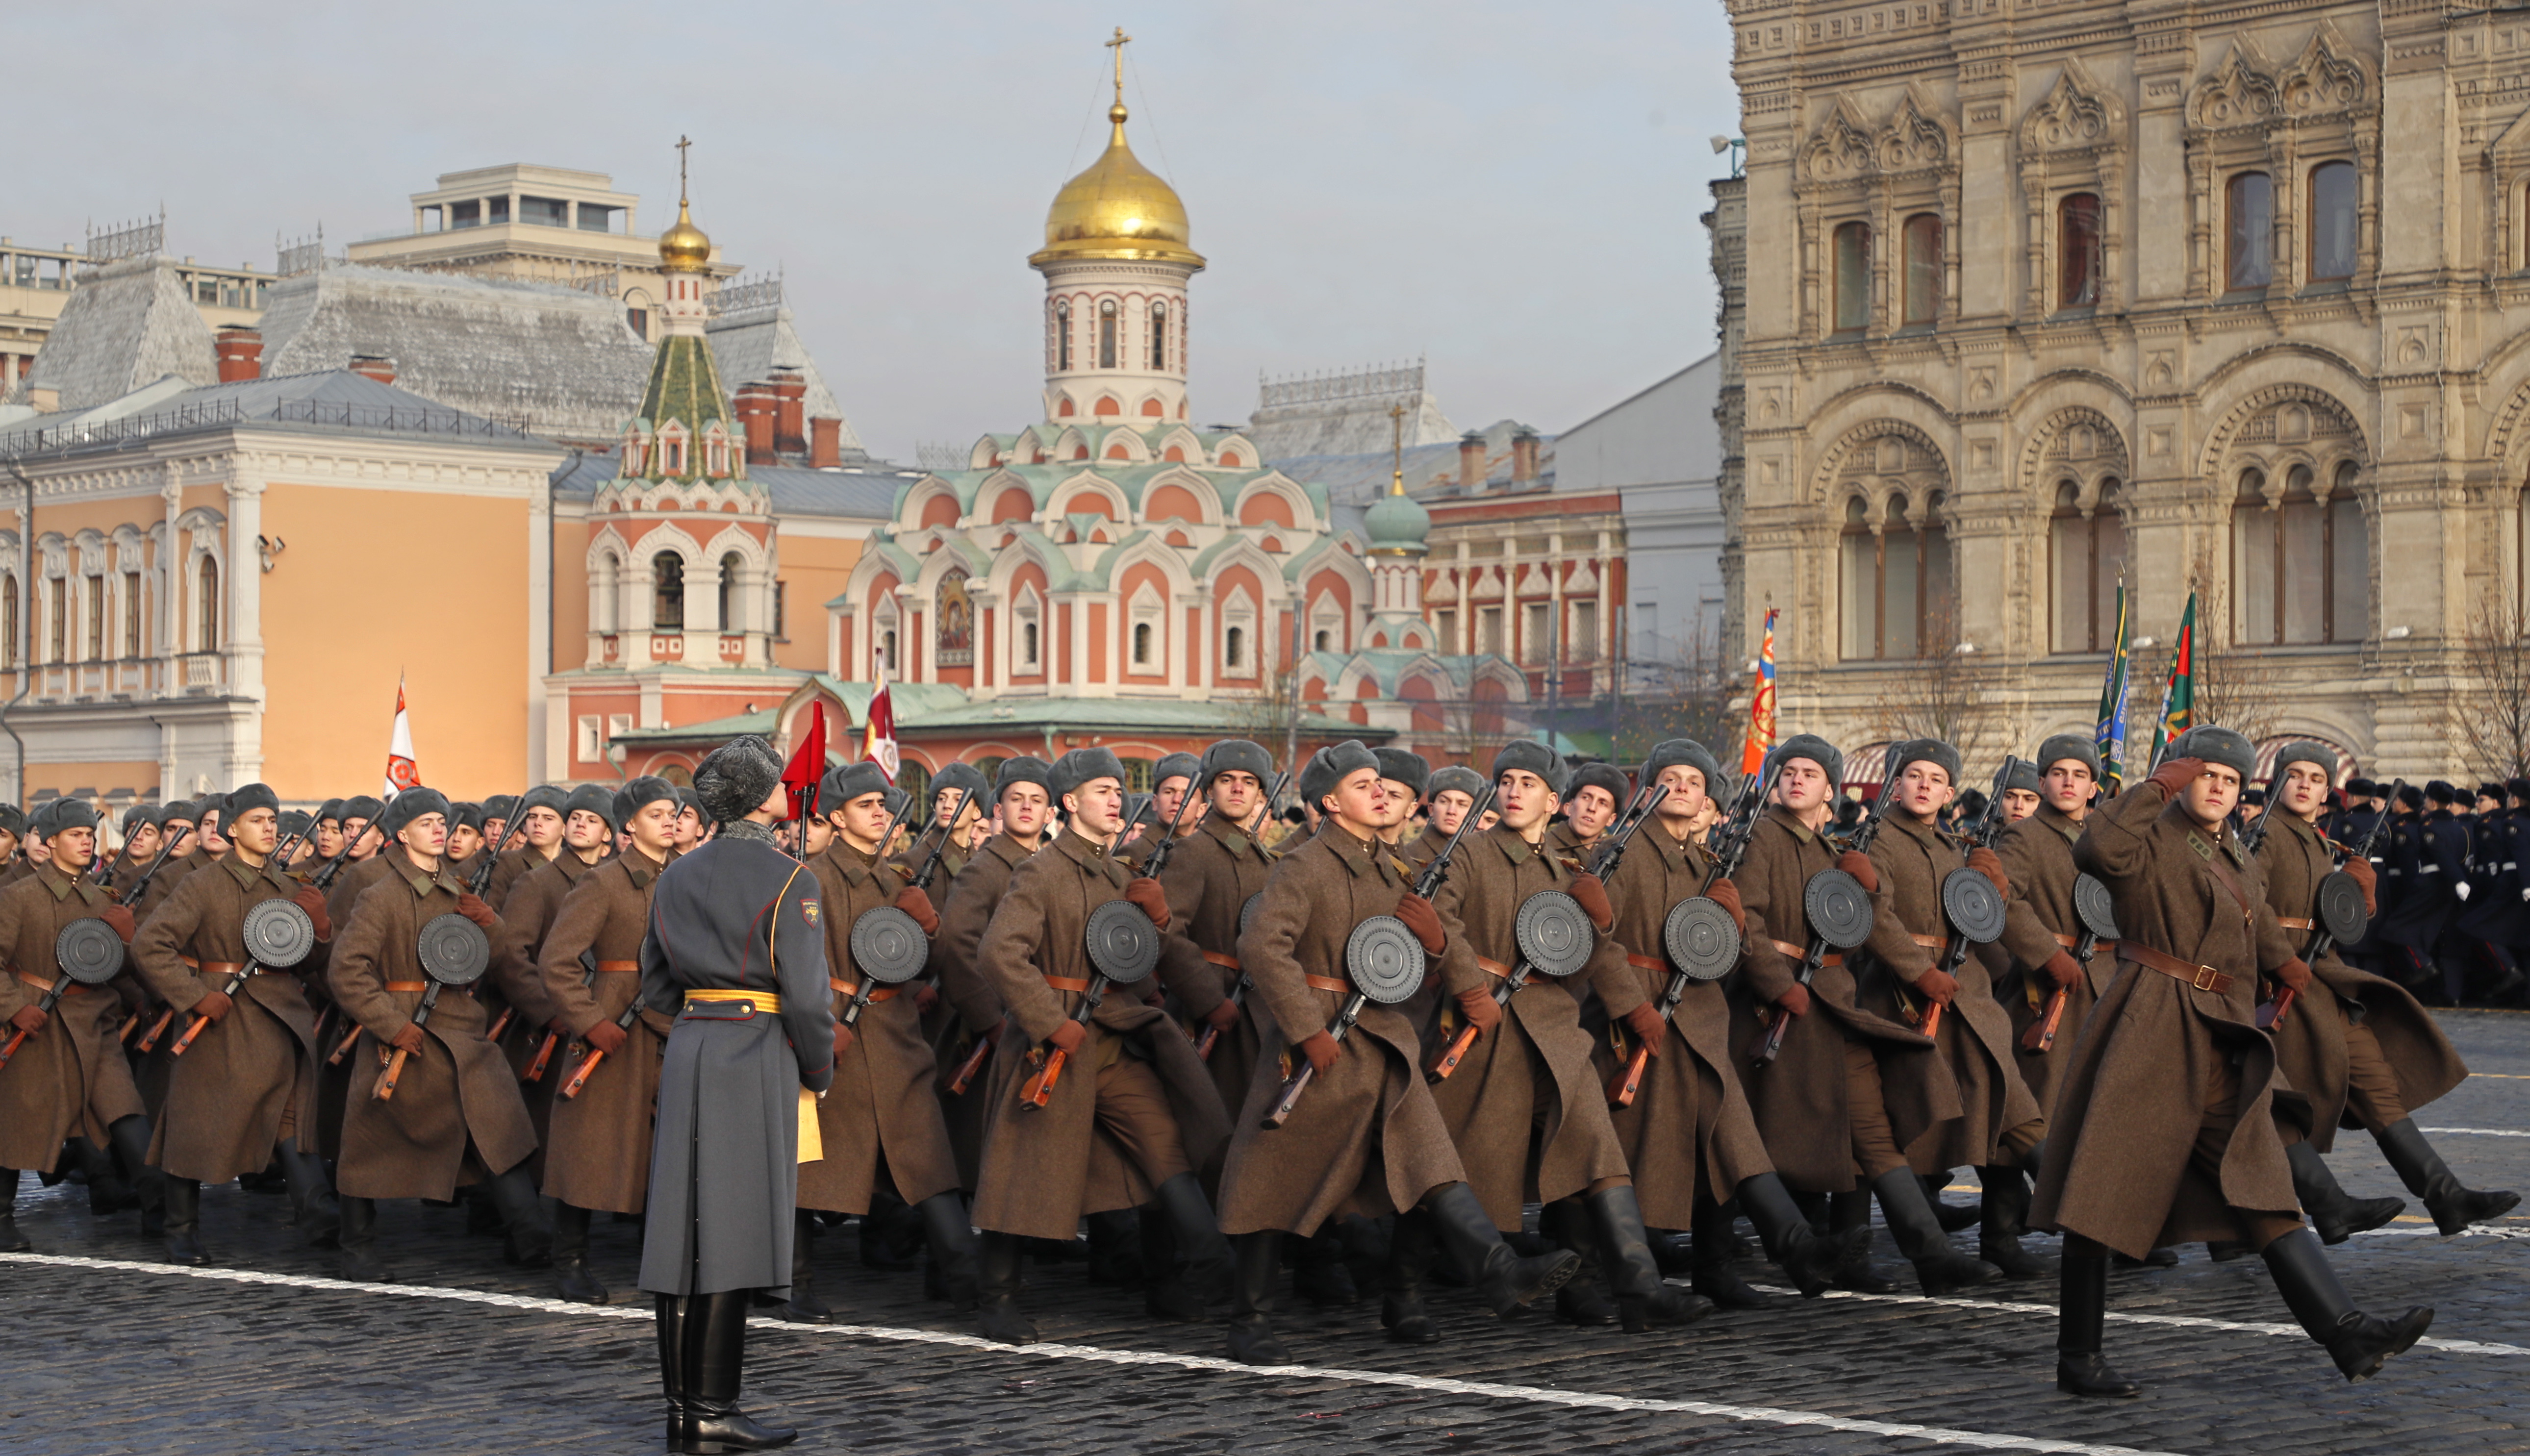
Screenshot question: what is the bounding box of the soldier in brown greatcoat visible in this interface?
[2255,742,2510,1239]
[1216,740,1577,1363]
[902,761,987,919]
[1427,739,1708,1333]
[326,788,549,1280]
[1152,740,1274,1141]
[536,776,683,1306]
[1724,733,1958,1295]
[930,757,1053,1194]
[1118,753,1200,866]
[501,783,615,1075]
[0,799,158,1251]
[966,747,1232,1345]
[134,794,224,921]
[1395,766,1483,1050]
[1853,737,2041,1289]
[134,784,338,1263]
[1595,739,1863,1308]
[1545,761,1626,863]
[0,803,26,881]
[481,784,569,910]
[2036,726,2432,1396]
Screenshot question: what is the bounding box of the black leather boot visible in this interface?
[552,1202,609,1305]
[1588,1184,1715,1332]
[975,1232,1036,1344]
[780,1210,830,1323]
[486,1164,552,1268]
[1545,1197,1619,1325]
[1423,1181,1579,1316]
[2054,1236,2139,1397]
[1925,1171,1980,1232]
[77,1136,132,1215]
[1380,1210,1440,1344]
[1338,1214,1389,1297]
[0,1169,26,1252]
[2286,1142,2406,1244]
[1978,1167,2043,1279]
[656,1293,689,1448]
[1291,1227,1357,1306]
[2260,1226,2434,1382]
[107,1116,168,1239]
[1873,1168,2001,1296]
[2112,1246,2181,1269]
[338,1196,388,1281]
[1826,1189,1897,1293]
[2374,1117,2521,1235]
[914,1192,979,1311]
[1737,1173,1865,1299]
[1688,1197,1765,1308]
[161,1177,208,1266]
[1146,1171,1231,1318]
[1226,1231,1291,1365]
[858,1185,916,1271]
[273,1135,336,1249]
[682,1288,797,1453]
[1084,1207,1143,1286]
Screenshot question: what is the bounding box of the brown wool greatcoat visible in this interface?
[1598,823,1773,1227]
[322,854,400,954]
[2030,785,2306,1258]
[901,824,969,918]
[0,866,146,1171]
[970,829,1229,1241]
[1984,804,2117,1115]
[494,852,589,1050]
[801,842,961,1213]
[1218,822,1466,1236]
[480,844,554,913]
[135,855,328,1181]
[536,849,674,1213]
[1427,825,1634,1230]
[326,857,540,1200]
[1391,820,1458,1050]
[1860,812,2043,1171]
[930,831,1035,1189]
[133,845,215,922]
[1725,806,1950,1193]
[2256,811,2466,1150]
[1153,815,1270,1123]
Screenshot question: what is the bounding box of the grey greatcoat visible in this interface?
[636,828,836,1297]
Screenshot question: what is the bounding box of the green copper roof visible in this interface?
[631,334,740,483]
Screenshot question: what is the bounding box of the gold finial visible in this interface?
[659,135,712,272]
[1389,402,1409,496]
[1106,26,1132,110]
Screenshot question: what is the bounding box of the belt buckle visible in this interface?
[2190,965,2222,991]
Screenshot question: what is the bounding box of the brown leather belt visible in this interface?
[2275,916,2315,931]
[2117,943,2234,996]
[1769,939,1841,968]
[1908,933,1944,950]
[2052,932,2081,950]
[16,968,92,994]
[830,978,900,1003]
[1044,975,1092,994]
[1203,951,1241,972]
[595,959,640,973]
[1303,974,1350,995]
[384,980,427,993]
[1627,954,1665,973]
[1476,956,1514,979]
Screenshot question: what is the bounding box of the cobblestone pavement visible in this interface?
[4,1010,2526,1456]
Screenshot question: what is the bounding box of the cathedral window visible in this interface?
[2308,161,2356,283]
[1314,630,1329,653]
[1523,603,1552,665]
[2057,194,2101,310]
[1099,300,1118,369]
[1133,622,1154,666]
[1832,222,1871,335]
[1840,492,1953,660]
[1223,625,1245,670]
[1901,214,1941,327]
[2226,173,2273,292]
[708,436,728,477]
[1149,302,1167,369]
[592,553,620,634]
[882,629,898,672]
[2234,464,2366,645]
[2049,480,2126,653]
[1056,299,1072,371]
[1014,585,1042,672]
[652,552,685,630]
[717,552,742,632]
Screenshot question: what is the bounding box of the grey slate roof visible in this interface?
[1246,382,1456,463]
[1269,418,1556,507]
[548,451,904,522]
[706,305,863,453]
[13,255,219,411]
[0,368,548,460]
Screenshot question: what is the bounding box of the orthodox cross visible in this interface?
[1106,27,1131,105]
[1389,401,1409,495]
[676,135,692,202]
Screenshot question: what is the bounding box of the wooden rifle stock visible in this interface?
[557,1001,643,1100]
[0,975,72,1068]
[946,1029,994,1095]
[1193,973,1248,1061]
[485,1005,514,1042]
[1428,961,1530,1083]
[373,984,446,1101]
[134,1006,177,1054]
[169,961,267,1056]
[526,955,599,1083]
[1754,939,1829,1066]
[1609,763,1780,1107]
[1260,993,1366,1130]
[2024,924,2103,1054]
[329,1017,365,1066]
[1019,975,1113,1108]
[116,825,195,909]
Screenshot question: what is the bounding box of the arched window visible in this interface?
[193,558,217,653]
[1901,213,1941,327]
[1839,491,1953,659]
[2058,193,2102,309]
[1313,629,1330,653]
[1224,625,1246,670]
[83,573,102,660]
[1832,222,1871,335]
[1022,620,1040,669]
[716,552,741,632]
[652,552,684,629]
[1098,299,1117,369]
[592,554,620,633]
[2226,172,2274,291]
[2049,479,2128,653]
[2235,464,2367,644]
[881,629,898,672]
[123,569,142,657]
[1055,299,1072,371]
[1132,621,1153,666]
[1149,301,1168,369]
[2308,161,2357,282]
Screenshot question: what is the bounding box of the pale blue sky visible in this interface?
[13,1,1742,462]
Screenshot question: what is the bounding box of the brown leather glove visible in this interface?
[2044,950,2084,990]
[2274,956,2313,994]
[291,885,332,941]
[1047,1019,1088,1054]
[192,988,234,1023]
[1123,877,1170,932]
[455,892,499,930]
[1296,1029,1340,1075]
[9,1004,46,1035]
[1773,983,1812,1018]
[584,1019,630,1055]
[892,887,940,936]
[1967,847,2008,897]
[2147,756,2206,800]
[831,1022,856,1059]
[2342,855,2378,916]
[1912,967,1959,1005]
[1567,871,1616,932]
[99,905,136,943]
[1203,999,1240,1030]
[1394,893,1446,955]
[1707,878,1745,933]
[1836,849,1879,894]
[1623,1002,1667,1054]
[1455,986,1502,1033]
[913,985,940,1016]
[389,1024,426,1055]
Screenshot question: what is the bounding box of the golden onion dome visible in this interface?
[1030,103,1204,269]
[658,198,713,273]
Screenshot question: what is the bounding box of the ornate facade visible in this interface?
[1718,2,2530,776]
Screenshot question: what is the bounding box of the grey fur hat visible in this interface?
[1641,739,1721,790]
[378,787,451,837]
[1373,747,1431,797]
[930,762,989,801]
[1491,740,1569,798]
[1050,747,1127,803]
[1427,765,1487,802]
[615,775,679,826]
[2166,726,2256,782]
[1200,739,1274,789]
[1891,738,1963,787]
[824,761,891,809]
[1767,733,1843,788]
[1566,762,1629,807]
[565,782,620,833]
[2035,733,2102,781]
[2271,741,2339,784]
[1299,739,1381,810]
[1151,752,1201,789]
[994,756,1053,800]
[693,735,784,824]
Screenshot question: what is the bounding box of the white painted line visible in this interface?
[0,1250,2187,1456]
[1743,1285,2530,1357]
[2420,1127,2530,1137]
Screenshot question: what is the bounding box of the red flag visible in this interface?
[864,663,900,783]
[782,701,828,820]
[1740,609,1777,776]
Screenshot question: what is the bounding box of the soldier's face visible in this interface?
[565,810,612,851]
[1896,762,1953,818]
[230,807,278,856]
[1495,770,1557,832]
[481,817,507,849]
[1154,777,1189,827]
[1655,765,1709,826]
[675,807,703,847]
[2280,764,2332,819]
[523,807,565,848]
[1326,768,1386,834]
[1378,779,1417,828]
[1428,788,1474,836]
[342,820,374,858]
[933,787,962,828]
[2001,789,2041,822]
[630,799,679,854]
[163,819,195,849]
[1066,778,1125,837]
[399,812,449,859]
[314,820,342,856]
[2042,761,2094,814]
[836,791,891,849]
[802,815,835,855]
[198,813,227,852]
[1001,784,1051,839]
[447,824,483,860]
[1775,760,1830,812]
[52,826,93,872]
[1567,785,1620,838]
[126,823,160,859]
[2180,764,2241,826]
[1209,771,1260,824]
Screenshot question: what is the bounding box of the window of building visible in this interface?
[626,307,648,337]
[450,200,481,229]
[1,576,15,668]
[84,575,102,660]
[44,577,64,661]
[1150,302,1168,369]
[1099,299,1118,369]
[1121,757,1155,794]
[1840,493,1954,659]
[2235,463,2367,645]
[1223,625,1246,670]
[1478,605,1503,657]
[1313,629,1330,653]
[520,195,568,227]
[2226,172,2274,291]
[2049,481,2128,653]
[1833,222,1872,335]
[1022,620,1040,669]
[716,552,742,632]
[2309,161,2357,282]
[577,715,604,764]
[652,552,684,629]
[881,628,898,672]
[1571,600,1598,662]
[578,203,621,233]
[1902,214,1941,327]
[936,571,974,666]
[2058,193,2102,309]
[664,436,685,476]
[1133,622,1154,666]
[1056,300,1072,371]
[123,571,141,657]
[1436,609,1458,651]
[192,561,216,653]
[773,580,787,641]
[1523,602,1553,664]
[1015,586,1042,671]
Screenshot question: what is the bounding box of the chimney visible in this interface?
[1511,428,1540,485]
[1459,430,1487,490]
[768,367,808,458]
[214,326,263,383]
[734,382,777,465]
[349,354,396,386]
[809,416,841,469]
[28,386,59,414]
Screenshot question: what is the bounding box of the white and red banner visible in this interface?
[863,660,900,783]
[382,676,420,796]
